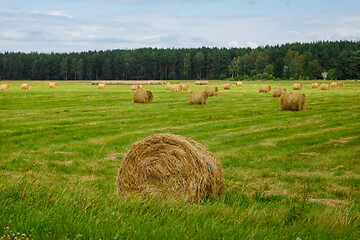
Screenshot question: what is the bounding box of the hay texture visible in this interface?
[331,82,338,87]
[49,82,57,88]
[181,84,190,91]
[20,83,31,90]
[98,83,106,89]
[171,84,183,92]
[116,134,224,202]
[204,86,218,97]
[338,82,344,87]
[272,87,286,97]
[133,90,153,103]
[236,81,242,86]
[259,85,271,93]
[320,84,330,90]
[0,84,10,90]
[131,85,145,91]
[293,83,303,90]
[312,83,320,88]
[165,84,173,90]
[195,80,208,85]
[223,84,232,90]
[189,91,208,105]
[280,92,306,111]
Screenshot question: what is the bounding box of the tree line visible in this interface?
[0,41,359,81]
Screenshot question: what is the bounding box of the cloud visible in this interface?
[48,11,74,19]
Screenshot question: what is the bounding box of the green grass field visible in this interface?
[0,80,359,239]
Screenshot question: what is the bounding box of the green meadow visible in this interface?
[0,80,359,239]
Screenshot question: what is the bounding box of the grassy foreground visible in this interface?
[0,80,359,239]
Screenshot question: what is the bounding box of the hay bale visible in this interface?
[338,82,344,87]
[172,84,183,92]
[20,83,31,90]
[272,87,287,97]
[204,86,218,97]
[330,82,338,87]
[98,83,106,89]
[280,92,306,111]
[165,84,173,90]
[312,83,320,88]
[195,80,208,85]
[293,83,303,90]
[259,85,271,93]
[0,84,10,90]
[320,84,330,90]
[189,91,208,105]
[116,133,224,202]
[133,90,153,103]
[236,81,242,86]
[49,82,57,88]
[182,84,190,91]
[223,84,232,90]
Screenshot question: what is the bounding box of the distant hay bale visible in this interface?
[172,84,183,92]
[49,82,57,88]
[280,92,306,111]
[312,83,320,88]
[338,82,344,87]
[20,83,31,90]
[116,133,224,202]
[0,84,10,90]
[223,84,232,90]
[98,83,106,89]
[204,86,218,97]
[330,82,338,87]
[320,84,330,90]
[195,80,208,85]
[189,91,208,105]
[272,87,286,97]
[293,83,303,90]
[236,81,242,86]
[259,85,271,93]
[165,84,173,90]
[182,84,190,91]
[133,90,153,103]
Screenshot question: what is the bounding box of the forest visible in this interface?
[0,41,359,81]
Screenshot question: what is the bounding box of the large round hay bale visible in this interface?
[133,90,153,103]
[49,82,57,88]
[330,82,338,87]
[338,82,344,87]
[98,83,106,89]
[293,83,303,90]
[311,83,320,88]
[223,83,232,90]
[320,83,330,90]
[116,134,224,202]
[204,86,218,97]
[0,84,10,90]
[172,84,183,92]
[195,80,208,85]
[272,87,286,97]
[165,84,173,90]
[236,81,242,86]
[280,92,306,111]
[259,85,271,93]
[189,91,208,105]
[20,83,31,90]
[181,84,190,91]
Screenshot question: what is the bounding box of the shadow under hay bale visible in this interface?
[133,90,153,103]
[280,92,306,111]
[0,84,10,90]
[223,84,232,90]
[189,91,208,105]
[204,86,218,97]
[273,87,286,97]
[259,85,271,93]
[320,83,330,90]
[312,83,320,88]
[293,83,303,90]
[21,83,31,90]
[116,134,224,203]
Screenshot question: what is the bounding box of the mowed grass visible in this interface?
[0,80,359,239]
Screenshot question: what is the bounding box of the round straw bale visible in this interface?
[172,84,183,92]
[165,84,173,90]
[0,84,10,90]
[98,83,106,89]
[311,83,320,88]
[133,90,153,103]
[20,83,31,90]
[280,92,306,111]
[223,83,232,90]
[236,81,243,86]
[272,87,286,97]
[195,80,208,85]
[189,91,208,105]
[259,85,271,93]
[338,82,344,87]
[330,82,338,87]
[49,82,57,88]
[181,84,190,91]
[293,83,303,90]
[116,134,224,202]
[204,86,218,97]
[320,83,330,90]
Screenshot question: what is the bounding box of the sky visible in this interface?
[0,0,359,53]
